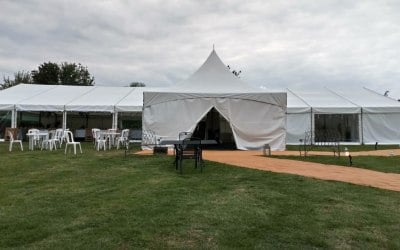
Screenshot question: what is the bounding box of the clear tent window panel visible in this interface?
[314,114,360,142]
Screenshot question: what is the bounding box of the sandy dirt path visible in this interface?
[202,150,400,192]
[136,149,400,191]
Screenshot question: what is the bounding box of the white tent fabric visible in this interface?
[115,87,162,112]
[287,88,361,114]
[169,50,260,93]
[143,50,287,150]
[285,87,400,144]
[1,66,400,146]
[0,84,54,111]
[328,87,400,144]
[143,92,287,150]
[65,86,134,112]
[286,90,311,144]
[285,87,361,144]
[16,85,94,111]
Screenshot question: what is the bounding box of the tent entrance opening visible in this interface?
[193,108,236,149]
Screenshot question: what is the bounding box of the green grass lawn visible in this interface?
[1,142,400,249]
[286,144,400,152]
[273,155,400,174]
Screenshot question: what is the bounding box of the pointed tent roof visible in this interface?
[169,50,259,93]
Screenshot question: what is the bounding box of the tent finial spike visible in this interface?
[213,44,215,51]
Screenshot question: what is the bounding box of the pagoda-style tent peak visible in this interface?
[169,50,259,93]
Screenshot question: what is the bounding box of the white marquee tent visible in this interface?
[142,50,287,150]
[1,52,400,147]
[286,87,400,144]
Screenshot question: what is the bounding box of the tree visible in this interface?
[129,82,146,87]
[1,71,32,90]
[31,62,95,86]
[31,62,60,85]
[59,62,95,86]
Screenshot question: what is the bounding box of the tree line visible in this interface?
[1,62,95,90]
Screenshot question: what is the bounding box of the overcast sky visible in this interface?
[1,0,400,99]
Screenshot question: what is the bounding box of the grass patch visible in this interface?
[286,144,400,152]
[0,142,400,248]
[273,155,400,174]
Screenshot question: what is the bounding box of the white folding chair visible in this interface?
[41,130,53,150]
[27,128,40,149]
[117,129,130,149]
[92,128,101,148]
[94,130,107,151]
[53,128,64,149]
[64,131,82,155]
[8,131,23,152]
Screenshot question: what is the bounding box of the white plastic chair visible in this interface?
[8,131,23,152]
[92,128,101,148]
[117,129,130,149]
[94,130,107,151]
[60,128,69,146]
[64,131,82,155]
[53,128,64,149]
[27,128,40,149]
[41,130,53,150]
[42,130,60,151]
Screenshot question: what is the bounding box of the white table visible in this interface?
[104,131,120,149]
[26,131,49,150]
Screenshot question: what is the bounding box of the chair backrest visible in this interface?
[65,131,75,143]
[180,137,201,154]
[48,130,56,139]
[55,129,64,140]
[5,128,18,141]
[27,128,40,140]
[8,131,15,142]
[122,129,130,138]
[179,132,192,140]
[92,129,100,140]
[95,130,107,140]
[92,128,100,138]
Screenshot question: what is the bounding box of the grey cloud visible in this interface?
[1,0,400,98]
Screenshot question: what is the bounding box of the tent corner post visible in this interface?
[11,109,17,128]
[62,111,67,130]
[112,111,118,129]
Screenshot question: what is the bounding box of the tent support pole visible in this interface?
[360,108,364,144]
[15,110,18,128]
[11,109,17,128]
[112,112,118,129]
[62,111,67,130]
[11,109,15,128]
[310,108,313,143]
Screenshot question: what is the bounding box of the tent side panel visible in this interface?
[143,92,287,151]
[286,113,311,144]
[143,97,213,141]
[215,98,286,150]
[363,113,400,144]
